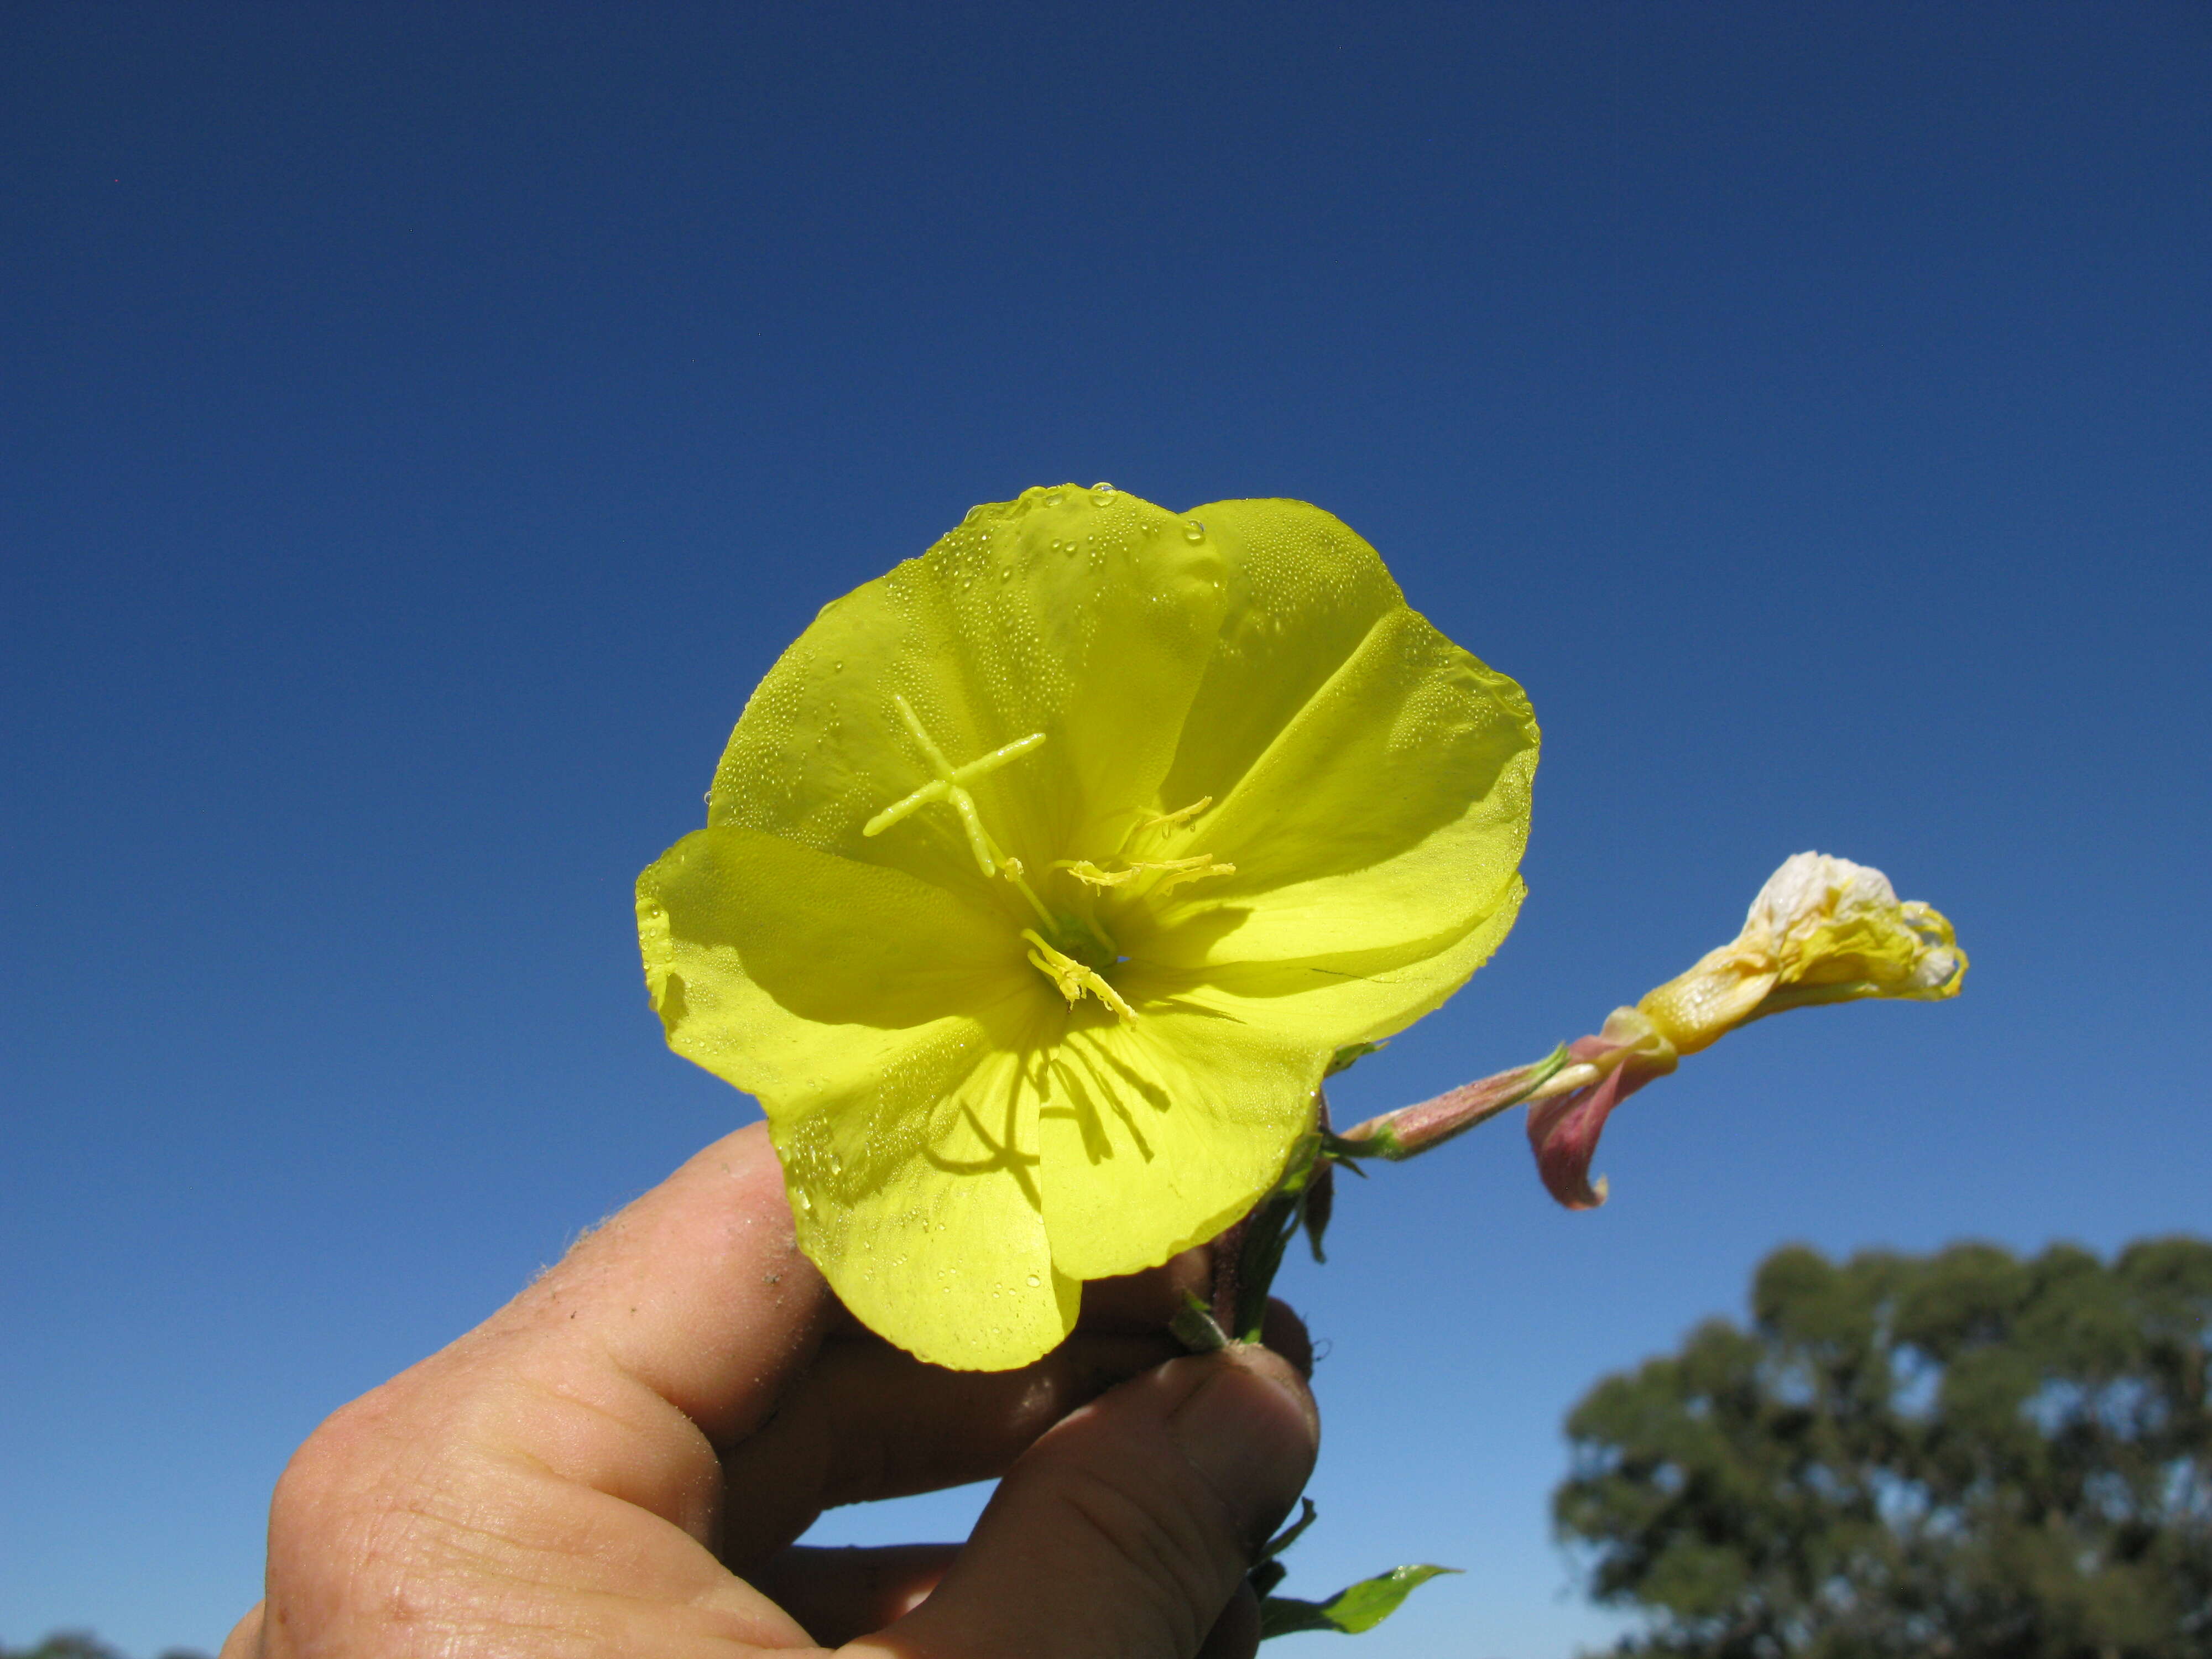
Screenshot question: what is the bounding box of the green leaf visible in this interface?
[1259,1563,1460,1639]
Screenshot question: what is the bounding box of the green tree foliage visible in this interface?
[0,1636,206,1659]
[1557,1238,2212,1658]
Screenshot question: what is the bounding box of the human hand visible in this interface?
[221,1123,1319,1658]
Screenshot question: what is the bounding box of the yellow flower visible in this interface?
[1525,851,1966,1207]
[636,485,1538,1368]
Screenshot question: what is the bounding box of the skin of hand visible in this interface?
[220,1123,1321,1659]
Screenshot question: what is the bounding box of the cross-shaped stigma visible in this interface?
[862,695,1046,878]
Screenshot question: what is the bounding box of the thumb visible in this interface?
[861,1344,1319,1659]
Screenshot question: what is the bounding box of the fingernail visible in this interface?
[1167,1345,1319,1551]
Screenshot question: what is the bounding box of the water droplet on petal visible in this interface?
[1184,520,1206,542]
[1089,482,1116,504]
[1025,1272,1041,1287]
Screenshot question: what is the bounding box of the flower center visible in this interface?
[861,696,1235,1023]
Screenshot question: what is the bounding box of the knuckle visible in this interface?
[1053,1453,1245,1650]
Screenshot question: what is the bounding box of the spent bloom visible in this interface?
[1525,852,1967,1207]
[637,486,1538,1368]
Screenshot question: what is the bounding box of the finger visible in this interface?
[860,1343,1319,1659]
[1194,1583,1262,1659]
[217,1602,263,1659]
[492,1119,833,1448]
[748,1297,1307,1522]
[1258,1296,1313,1376]
[718,1293,1311,1566]
[718,1327,1179,1567]
[755,1544,958,1646]
[310,1122,834,1563]
[1074,1246,1214,1331]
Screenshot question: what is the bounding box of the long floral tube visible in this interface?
[1332,1048,1571,1160]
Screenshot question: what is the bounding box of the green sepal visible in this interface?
[1259,1563,1460,1639]
[1170,1290,1229,1354]
[1321,1124,1405,1162]
[1259,1497,1319,1563]
[1247,1496,1318,1599]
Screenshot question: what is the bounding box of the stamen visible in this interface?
[1140,795,1213,832]
[1149,858,1236,893]
[1054,853,1237,894]
[1055,859,1138,888]
[1022,929,1138,1022]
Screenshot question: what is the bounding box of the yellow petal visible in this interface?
[706,487,1229,907]
[1156,497,1416,814]
[778,1040,1079,1371]
[1131,614,1533,956]
[1035,1008,1321,1281]
[1113,502,1535,995]
[637,823,1032,1081]
[1131,879,1527,1058]
[1032,896,1528,1286]
[638,825,1075,1368]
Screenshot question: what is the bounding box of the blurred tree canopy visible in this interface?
[1557,1238,2212,1658]
[0,1636,205,1659]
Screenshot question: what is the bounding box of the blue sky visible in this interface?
[3,5,2206,1655]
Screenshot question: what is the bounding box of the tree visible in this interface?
[1556,1238,2212,1658]
[0,1636,207,1659]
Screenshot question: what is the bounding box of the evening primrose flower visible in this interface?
[1523,852,1966,1207]
[637,486,1538,1369]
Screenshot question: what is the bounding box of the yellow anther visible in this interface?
[1056,853,1237,894]
[1055,859,1138,888]
[1140,796,1213,832]
[863,694,1045,883]
[1021,929,1138,1022]
[1145,857,1237,893]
